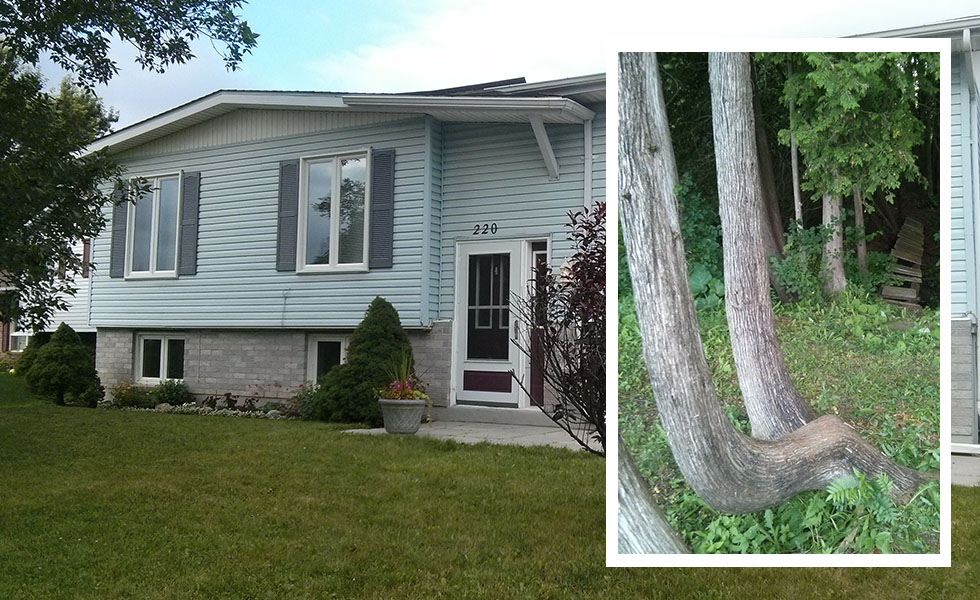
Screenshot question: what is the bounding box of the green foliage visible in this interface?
[0,0,258,87]
[23,323,101,407]
[0,351,17,372]
[0,51,121,331]
[767,52,937,202]
[670,471,938,554]
[109,379,155,409]
[675,174,725,309]
[619,287,938,553]
[315,297,413,426]
[291,383,319,421]
[770,221,832,303]
[1,1,258,331]
[150,379,193,406]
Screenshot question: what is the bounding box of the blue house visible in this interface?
[86,74,605,422]
[861,17,979,448]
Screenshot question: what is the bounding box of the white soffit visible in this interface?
[89,91,596,155]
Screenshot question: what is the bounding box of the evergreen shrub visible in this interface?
[24,323,102,407]
[315,297,414,426]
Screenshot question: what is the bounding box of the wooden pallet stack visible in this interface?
[881,217,924,309]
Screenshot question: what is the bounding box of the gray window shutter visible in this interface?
[109,184,128,278]
[277,160,300,271]
[178,172,201,275]
[369,148,395,269]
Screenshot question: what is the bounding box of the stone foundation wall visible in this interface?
[409,320,453,407]
[951,318,978,444]
[97,325,452,406]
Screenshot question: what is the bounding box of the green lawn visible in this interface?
[2,373,979,598]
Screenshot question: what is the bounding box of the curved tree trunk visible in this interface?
[618,52,928,514]
[618,437,689,554]
[712,53,816,440]
[822,193,847,295]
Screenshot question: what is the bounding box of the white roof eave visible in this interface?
[88,91,597,155]
[339,94,596,122]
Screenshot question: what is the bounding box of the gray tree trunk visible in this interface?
[618,437,689,553]
[710,52,816,440]
[618,51,927,515]
[822,193,847,295]
[853,187,867,273]
[750,70,792,304]
[789,62,803,225]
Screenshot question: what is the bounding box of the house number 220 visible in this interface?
[472,223,498,235]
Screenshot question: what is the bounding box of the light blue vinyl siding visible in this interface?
[591,106,606,204]
[952,53,975,318]
[437,113,603,317]
[90,116,430,328]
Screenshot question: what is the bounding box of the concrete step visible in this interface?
[430,404,558,427]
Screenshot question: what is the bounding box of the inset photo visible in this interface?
[615,45,944,564]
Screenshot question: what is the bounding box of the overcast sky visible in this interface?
[37,0,980,129]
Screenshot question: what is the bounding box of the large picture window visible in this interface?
[298,153,369,271]
[128,174,181,277]
[137,334,185,382]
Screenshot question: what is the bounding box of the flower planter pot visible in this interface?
[378,398,426,434]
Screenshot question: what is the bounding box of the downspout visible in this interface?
[966,28,980,444]
[972,314,979,444]
[583,117,593,207]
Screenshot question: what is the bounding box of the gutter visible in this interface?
[965,28,980,447]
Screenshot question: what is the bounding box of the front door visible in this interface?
[455,240,523,406]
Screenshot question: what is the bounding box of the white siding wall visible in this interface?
[90,115,430,328]
[44,240,94,333]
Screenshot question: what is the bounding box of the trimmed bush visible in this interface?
[13,332,50,378]
[151,379,194,406]
[315,297,414,426]
[24,323,102,407]
[108,379,154,408]
[0,351,17,372]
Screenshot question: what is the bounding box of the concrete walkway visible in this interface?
[953,454,980,487]
[346,421,586,451]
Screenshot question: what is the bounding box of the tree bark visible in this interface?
[788,61,803,225]
[618,52,927,514]
[853,187,867,274]
[822,193,847,295]
[618,437,690,553]
[710,52,816,440]
[750,65,792,304]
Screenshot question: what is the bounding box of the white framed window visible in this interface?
[127,173,182,278]
[297,152,370,272]
[136,334,185,383]
[8,321,30,353]
[306,335,349,383]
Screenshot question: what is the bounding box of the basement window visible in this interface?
[137,334,185,383]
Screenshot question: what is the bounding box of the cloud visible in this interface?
[305,0,609,92]
[39,38,257,129]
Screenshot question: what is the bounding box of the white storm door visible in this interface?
[455,240,523,406]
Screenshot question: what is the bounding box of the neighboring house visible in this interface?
[2,241,96,353]
[858,17,979,448]
[87,74,605,423]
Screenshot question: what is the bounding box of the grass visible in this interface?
[3,372,979,598]
[619,292,940,553]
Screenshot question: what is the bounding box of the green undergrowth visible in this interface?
[619,291,939,553]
